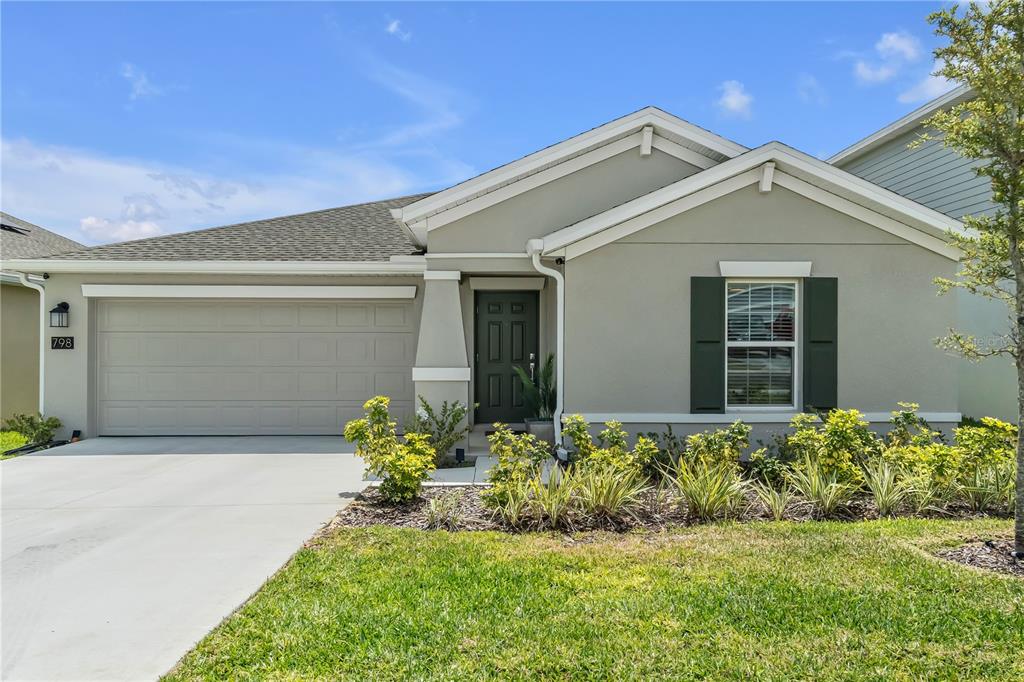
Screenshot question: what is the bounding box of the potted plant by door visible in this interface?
[513,353,557,446]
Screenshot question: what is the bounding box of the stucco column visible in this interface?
[412,271,471,444]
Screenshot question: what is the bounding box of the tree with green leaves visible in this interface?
[920,1,1024,556]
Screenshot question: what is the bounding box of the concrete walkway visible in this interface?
[1,437,366,681]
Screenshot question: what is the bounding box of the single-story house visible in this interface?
[1,212,83,421]
[0,106,989,442]
[830,85,1014,422]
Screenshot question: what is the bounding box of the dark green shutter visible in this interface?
[802,277,838,411]
[690,277,725,413]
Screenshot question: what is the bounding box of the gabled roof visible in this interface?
[37,194,431,262]
[0,212,83,259]
[829,85,973,166]
[395,106,748,241]
[542,141,964,261]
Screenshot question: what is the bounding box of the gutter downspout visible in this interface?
[12,272,46,414]
[525,239,564,446]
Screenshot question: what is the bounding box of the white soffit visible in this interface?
[542,142,964,262]
[398,107,748,227]
[80,284,418,299]
[719,261,812,278]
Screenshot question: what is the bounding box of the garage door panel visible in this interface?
[98,400,415,435]
[97,299,416,435]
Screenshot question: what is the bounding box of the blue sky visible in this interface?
[1,2,957,246]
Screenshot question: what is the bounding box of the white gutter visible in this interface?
[526,238,565,446]
[0,259,427,275]
[13,272,46,414]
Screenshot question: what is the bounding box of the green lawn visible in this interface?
[167,519,1024,681]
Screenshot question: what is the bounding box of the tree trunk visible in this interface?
[1015,235,1024,557]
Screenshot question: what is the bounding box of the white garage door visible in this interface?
[95,299,415,435]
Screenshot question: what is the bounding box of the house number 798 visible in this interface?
[51,336,74,350]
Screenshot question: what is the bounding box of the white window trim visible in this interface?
[724,278,800,412]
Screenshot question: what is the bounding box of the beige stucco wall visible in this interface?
[1,282,40,420]
[564,184,959,416]
[428,148,701,254]
[956,288,1015,421]
[37,273,424,438]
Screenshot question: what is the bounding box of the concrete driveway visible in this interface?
[1,437,366,681]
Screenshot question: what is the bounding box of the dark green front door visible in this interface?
[474,291,540,424]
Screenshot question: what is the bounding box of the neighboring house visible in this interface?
[0,212,84,420]
[0,107,970,441]
[830,85,1015,422]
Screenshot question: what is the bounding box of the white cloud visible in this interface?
[385,19,411,42]
[898,60,957,103]
[715,80,753,119]
[80,216,162,241]
[850,30,924,86]
[854,60,897,84]
[120,63,164,101]
[875,31,922,62]
[797,73,827,105]
[0,135,468,245]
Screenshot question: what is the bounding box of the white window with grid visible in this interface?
[725,280,798,409]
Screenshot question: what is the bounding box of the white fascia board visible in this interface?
[390,208,426,248]
[400,107,746,224]
[468,276,546,291]
[421,133,643,231]
[771,173,960,260]
[412,367,471,382]
[542,142,964,261]
[719,261,812,278]
[80,284,418,299]
[829,85,973,166]
[577,412,962,424]
[0,260,427,275]
[651,136,716,169]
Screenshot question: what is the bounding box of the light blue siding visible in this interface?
[837,126,996,219]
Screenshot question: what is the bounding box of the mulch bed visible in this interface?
[315,485,922,539]
[935,538,1024,578]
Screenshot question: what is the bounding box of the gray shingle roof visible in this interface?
[42,193,433,262]
[1,213,84,259]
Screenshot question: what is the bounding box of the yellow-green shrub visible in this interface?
[683,420,751,468]
[563,415,658,473]
[954,417,1016,469]
[0,431,28,454]
[343,396,435,502]
[883,443,964,487]
[786,409,880,482]
[481,423,550,508]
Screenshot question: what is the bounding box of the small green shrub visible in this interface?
[787,457,856,518]
[641,425,685,477]
[425,492,464,530]
[482,424,550,508]
[575,463,649,521]
[672,460,747,522]
[343,396,435,503]
[682,420,751,468]
[562,416,658,474]
[0,431,29,454]
[753,481,794,522]
[406,396,473,465]
[746,447,789,485]
[886,402,943,447]
[2,413,62,445]
[861,460,910,518]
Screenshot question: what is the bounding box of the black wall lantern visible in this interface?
[49,302,70,328]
